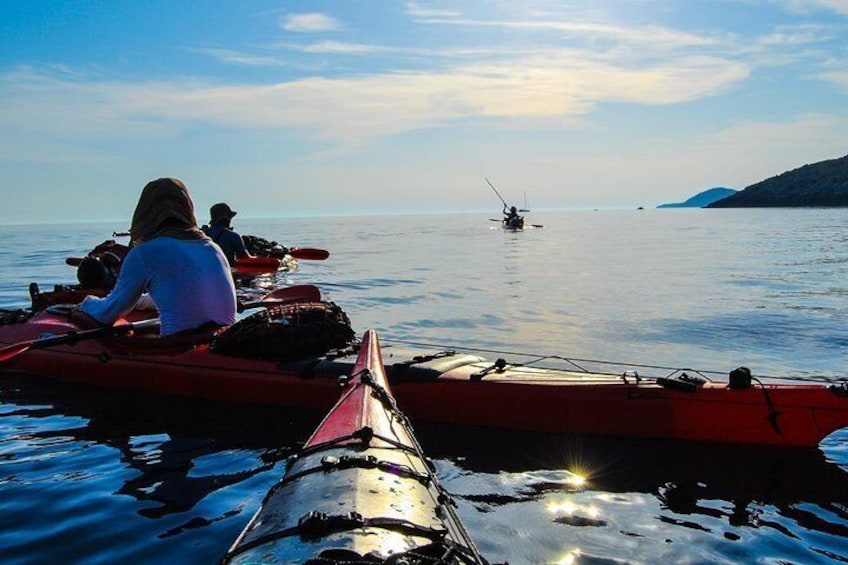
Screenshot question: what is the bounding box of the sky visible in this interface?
[1,0,847,224]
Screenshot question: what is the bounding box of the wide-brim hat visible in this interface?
[210,202,237,221]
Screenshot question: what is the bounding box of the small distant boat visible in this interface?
[222,329,489,564]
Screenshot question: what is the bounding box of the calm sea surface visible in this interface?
[1,209,847,564]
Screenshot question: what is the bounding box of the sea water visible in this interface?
[0,209,846,564]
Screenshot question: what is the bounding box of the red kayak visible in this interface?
[65,237,328,280]
[222,329,489,564]
[1,306,847,448]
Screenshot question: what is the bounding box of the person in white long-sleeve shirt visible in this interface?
[74,177,236,337]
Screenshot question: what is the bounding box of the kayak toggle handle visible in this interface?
[471,357,507,381]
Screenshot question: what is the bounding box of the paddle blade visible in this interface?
[66,257,83,267]
[289,247,330,261]
[237,284,322,312]
[232,256,282,274]
[262,284,321,303]
[0,341,34,363]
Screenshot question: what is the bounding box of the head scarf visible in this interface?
[129,178,208,244]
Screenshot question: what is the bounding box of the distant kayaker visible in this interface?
[201,202,253,264]
[72,178,237,336]
[504,205,523,228]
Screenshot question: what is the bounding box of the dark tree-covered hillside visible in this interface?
[708,154,848,207]
[657,187,737,208]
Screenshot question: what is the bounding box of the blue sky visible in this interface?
[1,1,847,223]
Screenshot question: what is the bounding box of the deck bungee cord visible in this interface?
[381,337,848,387]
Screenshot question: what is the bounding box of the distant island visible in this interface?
[708,153,848,208]
[657,153,848,209]
[657,187,737,208]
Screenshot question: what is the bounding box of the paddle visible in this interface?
[232,249,329,274]
[232,256,282,274]
[288,247,330,260]
[485,177,509,210]
[237,284,321,312]
[0,318,161,364]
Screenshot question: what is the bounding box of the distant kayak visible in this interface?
[222,329,489,564]
[503,215,524,230]
[489,218,543,230]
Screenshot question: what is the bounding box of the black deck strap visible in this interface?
[620,370,641,384]
[390,350,457,383]
[300,511,447,541]
[276,449,432,495]
[289,425,420,471]
[322,453,432,485]
[656,371,707,392]
[224,511,448,559]
[752,376,781,434]
[470,358,507,381]
[324,341,360,361]
[280,423,426,489]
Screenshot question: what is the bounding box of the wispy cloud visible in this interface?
[818,70,848,89]
[297,40,379,55]
[409,17,719,49]
[189,48,288,67]
[771,22,836,43]
[277,40,547,59]
[280,12,342,33]
[0,52,749,151]
[405,1,462,18]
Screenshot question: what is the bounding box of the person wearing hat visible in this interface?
[73,178,237,337]
[202,202,252,265]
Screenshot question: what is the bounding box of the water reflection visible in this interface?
[417,424,848,563]
[1,372,317,521]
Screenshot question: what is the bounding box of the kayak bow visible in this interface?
[223,329,489,564]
